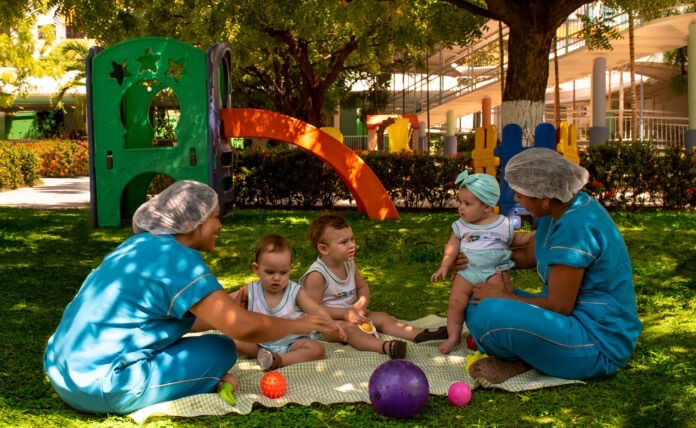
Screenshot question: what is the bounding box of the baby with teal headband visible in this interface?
[430,170,531,354]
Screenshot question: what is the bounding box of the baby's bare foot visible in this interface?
[438,337,461,354]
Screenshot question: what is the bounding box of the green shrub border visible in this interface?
[2,139,694,210]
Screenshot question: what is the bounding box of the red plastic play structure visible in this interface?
[221,108,399,220]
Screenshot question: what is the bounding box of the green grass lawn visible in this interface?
[0,207,694,427]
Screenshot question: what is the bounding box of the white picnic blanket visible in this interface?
[129,315,582,423]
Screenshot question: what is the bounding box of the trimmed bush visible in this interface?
[29,140,89,177]
[580,142,695,210]
[230,148,471,210]
[0,142,39,190]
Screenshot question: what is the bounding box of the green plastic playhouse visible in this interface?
[87,37,234,227]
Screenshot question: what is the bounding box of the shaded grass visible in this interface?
[0,207,694,427]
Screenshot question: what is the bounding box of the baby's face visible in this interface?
[320,226,356,262]
[457,188,489,224]
[253,250,293,295]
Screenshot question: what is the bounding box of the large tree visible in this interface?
[443,0,593,142]
[49,0,485,126]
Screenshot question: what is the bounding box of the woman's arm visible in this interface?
[296,288,347,341]
[471,265,584,315]
[189,290,337,342]
[510,232,536,269]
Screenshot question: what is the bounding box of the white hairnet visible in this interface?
[132,180,219,235]
[504,148,589,203]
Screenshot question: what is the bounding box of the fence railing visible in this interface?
[389,3,692,116]
[544,109,688,147]
[344,110,688,150]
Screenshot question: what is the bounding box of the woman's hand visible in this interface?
[297,314,346,339]
[471,271,514,303]
[451,252,468,277]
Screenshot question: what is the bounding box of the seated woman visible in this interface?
[43,180,339,415]
[464,148,642,383]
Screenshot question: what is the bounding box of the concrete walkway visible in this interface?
[0,176,90,209]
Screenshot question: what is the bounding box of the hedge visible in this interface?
[1,139,694,210]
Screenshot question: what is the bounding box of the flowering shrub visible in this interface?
[29,140,89,177]
[0,142,39,190]
[580,142,695,209]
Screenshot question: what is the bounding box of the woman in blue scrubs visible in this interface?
[465,148,642,383]
[44,180,338,414]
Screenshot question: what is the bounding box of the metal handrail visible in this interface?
[390,3,690,114]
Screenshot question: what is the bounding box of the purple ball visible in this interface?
[368,360,430,419]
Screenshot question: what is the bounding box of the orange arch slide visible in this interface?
[220,108,399,220]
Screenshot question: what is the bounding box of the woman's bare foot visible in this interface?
[437,337,461,354]
[468,356,531,383]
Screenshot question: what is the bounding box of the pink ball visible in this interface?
[447,381,472,406]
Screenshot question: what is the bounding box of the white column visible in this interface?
[589,57,609,145]
[686,24,696,151]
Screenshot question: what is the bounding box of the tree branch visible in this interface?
[441,0,499,21]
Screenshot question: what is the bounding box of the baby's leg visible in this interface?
[439,275,473,354]
[233,340,260,358]
[326,322,405,358]
[368,311,421,341]
[280,339,326,367]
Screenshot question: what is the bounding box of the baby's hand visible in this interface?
[431,267,448,282]
[352,297,368,316]
[345,308,368,324]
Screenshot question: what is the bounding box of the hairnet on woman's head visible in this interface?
[504,148,589,203]
[132,180,219,235]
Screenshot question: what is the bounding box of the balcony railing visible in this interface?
[343,110,688,151]
[389,3,692,118]
[552,110,689,147]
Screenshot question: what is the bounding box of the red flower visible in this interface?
[590,180,604,189]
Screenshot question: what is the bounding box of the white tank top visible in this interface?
[299,257,357,308]
[452,215,514,251]
[247,279,304,349]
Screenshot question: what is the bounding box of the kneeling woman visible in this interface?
[465,148,642,383]
[44,180,338,414]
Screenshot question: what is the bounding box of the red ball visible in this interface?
[261,371,287,398]
[466,334,478,351]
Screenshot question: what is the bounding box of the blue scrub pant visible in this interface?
[100,335,237,414]
[465,293,619,380]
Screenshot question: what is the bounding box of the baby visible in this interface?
[232,234,345,370]
[300,214,447,359]
[431,170,531,354]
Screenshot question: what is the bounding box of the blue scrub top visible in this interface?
[534,191,642,366]
[43,233,223,406]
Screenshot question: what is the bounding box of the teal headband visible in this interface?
[454,171,500,208]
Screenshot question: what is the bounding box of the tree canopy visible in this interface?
[47,0,485,126]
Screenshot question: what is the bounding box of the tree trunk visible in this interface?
[501,27,554,144]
